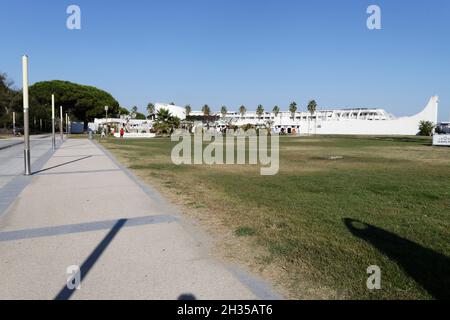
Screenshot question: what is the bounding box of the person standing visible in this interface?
[120,127,125,138]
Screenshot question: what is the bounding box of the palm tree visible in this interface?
[202,104,211,125]
[266,119,274,132]
[289,101,297,120]
[307,100,317,135]
[156,108,171,122]
[202,104,211,117]
[272,105,280,117]
[220,105,227,118]
[154,108,180,134]
[147,103,155,120]
[239,105,246,119]
[185,104,192,117]
[131,106,138,119]
[256,104,264,120]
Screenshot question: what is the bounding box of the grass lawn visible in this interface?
[100,135,450,300]
[68,133,89,139]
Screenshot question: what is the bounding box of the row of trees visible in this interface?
[29,80,120,126]
[185,101,318,134]
[0,73,21,131]
[145,101,320,136]
[0,74,122,131]
[145,101,318,120]
[143,101,320,136]
[167,101,319,120]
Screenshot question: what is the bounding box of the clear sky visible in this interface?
[0,0,449,120]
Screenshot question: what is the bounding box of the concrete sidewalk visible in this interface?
[0,138,280,300]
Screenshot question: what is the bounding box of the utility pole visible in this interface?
[60,106,64,141]
[22,55,31,176]
[51,94,56,149]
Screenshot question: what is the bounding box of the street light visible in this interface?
[104,106,109,136]
[12,112,16,136]
[105,105,109,123]
[60,106,63,141]
[22,55,31,176]
[51,94,56,149]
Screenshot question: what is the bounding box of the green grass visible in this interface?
[100,135,450,299]
[235,226,257,237]
[68,133,89,139]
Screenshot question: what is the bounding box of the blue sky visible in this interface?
[0,0,449,120]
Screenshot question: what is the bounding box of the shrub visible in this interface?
[418,120,434,136]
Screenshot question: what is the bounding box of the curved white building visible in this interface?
[153,96,438,136]
[215,96,439,136]
[155,103,186,120]
[310,96,438,135]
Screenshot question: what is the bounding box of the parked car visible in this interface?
[435,122,450,134]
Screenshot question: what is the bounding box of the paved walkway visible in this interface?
[0,137,280,300]
[0,135,53,189]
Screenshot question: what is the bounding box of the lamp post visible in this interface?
[22,55,31,176]
[105,106,109,135]
[51,94,56,149]
[12,112,16,136]
[60,106,63,141]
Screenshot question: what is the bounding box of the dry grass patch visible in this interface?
[100,135,450,300]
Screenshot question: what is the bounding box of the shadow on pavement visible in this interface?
[33,155,92,175]
[178,294,197,300]
[55,219,127,300]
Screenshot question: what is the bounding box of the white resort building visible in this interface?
[89,96,439,136]
[160,96,439,136]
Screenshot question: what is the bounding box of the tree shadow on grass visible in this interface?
[343,218,450,300]
[366,136,432,146]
